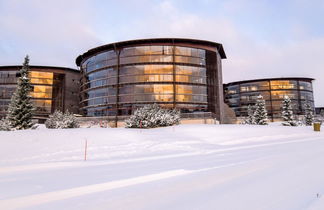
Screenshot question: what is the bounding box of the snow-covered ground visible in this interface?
[0,124,324,210]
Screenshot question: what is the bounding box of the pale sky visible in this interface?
[0,0,323,106]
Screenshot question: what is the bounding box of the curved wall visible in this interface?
[77,38,226,121]
[224,78,314,120]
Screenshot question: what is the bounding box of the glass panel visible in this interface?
[30,85,53,98]
[225,85,239,95]
[240,91,270,104]
[240,81,269,92]
[299,81,312,91]
[29,71,54,85]
[270,80,297,89]
[271,90,298,100]
[300,91,314,101]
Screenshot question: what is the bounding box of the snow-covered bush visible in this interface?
[45,110,80,129]
[0,118,11,131]
[281,95,298,126]
[125,104,180,128]
[253,95,268,125]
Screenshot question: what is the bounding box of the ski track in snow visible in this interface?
[0,134,322,175]
[0,160,262,210]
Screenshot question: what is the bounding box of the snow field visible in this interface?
[0,124,323,210]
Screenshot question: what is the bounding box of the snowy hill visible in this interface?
[0,124,324,210]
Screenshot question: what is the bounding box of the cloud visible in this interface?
[0,0,101,67]
[0,0,323,106]
[118,0,324,106]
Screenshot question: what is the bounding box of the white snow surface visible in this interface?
[0,124,324,210]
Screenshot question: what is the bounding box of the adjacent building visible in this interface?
[224,78,315,121]
[76,38,227,122]
[0,65,80,121]
[315,107,324,115]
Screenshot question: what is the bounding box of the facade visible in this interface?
[224,78,314,121]
[0,66,80,120]
[315,107,324,115]
[76,38,227,122]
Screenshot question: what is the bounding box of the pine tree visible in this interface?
[244,105,255,124]
[7,56,35,130]
[304,101,314,126]
[253,95,268,125]
[281,95,297,126]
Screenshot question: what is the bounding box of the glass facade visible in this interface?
[78,40,225,118]
[224,78,315,120]
[0,66,79,119]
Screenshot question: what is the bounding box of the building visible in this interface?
[0,65,80,121]
[224,78,315,121]
[76,38,227,122]
[315,107,324,115]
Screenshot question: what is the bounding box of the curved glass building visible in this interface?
[0,65,80,121]
[76,38,227,122]
[224,78,314,120]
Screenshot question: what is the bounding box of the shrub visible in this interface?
[125,104,180,128]
[45,110,80,129]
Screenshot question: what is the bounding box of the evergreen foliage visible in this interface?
[281,95,297,126]
[244,105,255,124]
[0,118,11,131]
[7,56,35,130]
[304,102,314,126]
[253,95,268,125]
[45,110,80,129]
[125,104,180,128]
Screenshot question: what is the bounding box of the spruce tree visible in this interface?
[281,95,297,126]
[244,105,255,124]
[7,56,35,130]
[253,95,268,125]
[304,101,314,126]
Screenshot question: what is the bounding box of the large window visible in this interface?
[270,80,297,90]
[80,44,214,117]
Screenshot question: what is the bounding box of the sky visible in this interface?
[0,0,323,106]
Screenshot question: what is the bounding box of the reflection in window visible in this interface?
[270,80,297,90]
[271,90,297,100]
[240,81,269,92]
[299,81,312,91]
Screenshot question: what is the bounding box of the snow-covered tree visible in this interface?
[45,110,80,129]
[244,105,255,125]
[125,104,180,128]
[304,101,314,126]
[7,56,35,130]
[281,95,297,126]
[0,118,11,131]
[253,95,268,125]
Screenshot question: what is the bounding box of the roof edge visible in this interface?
[224,77,315,86]
[76,38,227,66]
[0,65,79,72]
